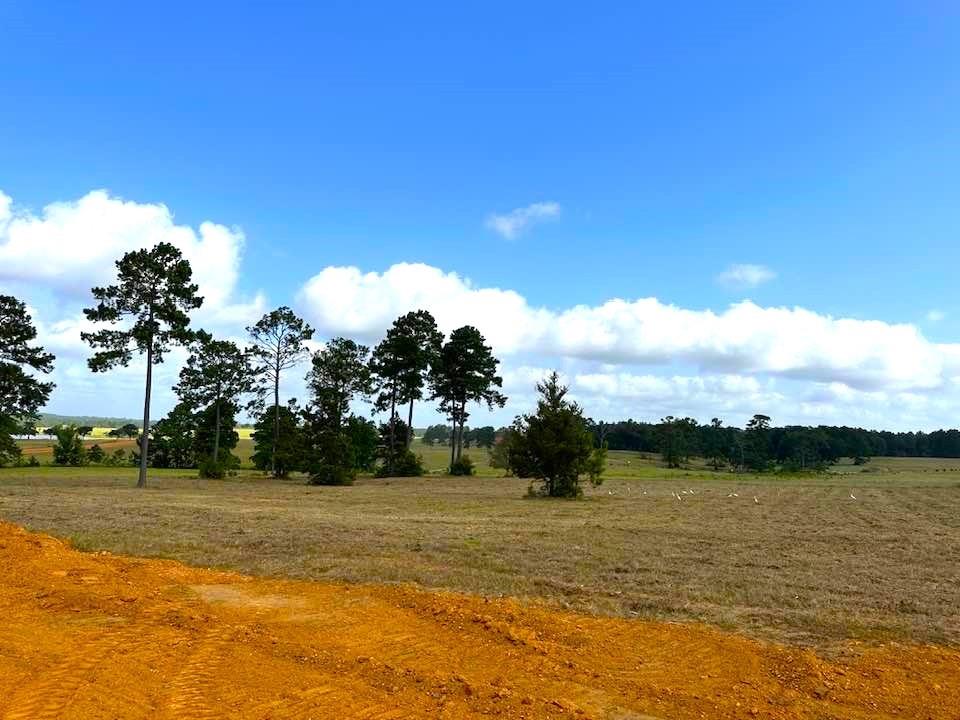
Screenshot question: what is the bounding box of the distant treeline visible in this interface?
[586,417,960,466]
[38,413,143,429]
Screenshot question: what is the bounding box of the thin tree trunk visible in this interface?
[213,399,221,462]
[406,398,414,449]
[138,331,153,489]
[272,361,280,476]
[449,421,456,470]
[388,386,397,474]
[456,399,466,462]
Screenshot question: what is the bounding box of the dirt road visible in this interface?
[0,522,956,719]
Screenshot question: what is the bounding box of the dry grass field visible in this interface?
[1,453,957,651]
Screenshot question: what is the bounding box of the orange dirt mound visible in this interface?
[0,522,956,719]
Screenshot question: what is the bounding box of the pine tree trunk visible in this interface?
[406,398,414,449]
[388,387,397,474]
[449,421,456,469]
[138,330,153,489]
[213,399,221,462]
[272,361,280,476]
[456,399,466,462]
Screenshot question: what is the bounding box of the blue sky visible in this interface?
[2,2,960,429]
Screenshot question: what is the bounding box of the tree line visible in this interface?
[586,415,960,471]
[5,241,960,485]
[0,242,508,485]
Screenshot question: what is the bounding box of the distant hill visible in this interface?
[38,413,142,429]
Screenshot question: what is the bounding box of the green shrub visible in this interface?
[198,457,227,479]
[87,444,106,463]
[375,449,424,478]
[449,455,475,476]
[52,425,87,466]
[308,464,356,486]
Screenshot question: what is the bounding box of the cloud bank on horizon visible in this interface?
[2,188,958,430]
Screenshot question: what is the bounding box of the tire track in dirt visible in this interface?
[163,626,234,720]
[1,622,148,720]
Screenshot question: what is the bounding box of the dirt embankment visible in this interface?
[0,522,956,719]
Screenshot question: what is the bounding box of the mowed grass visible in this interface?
[1,451,958,651]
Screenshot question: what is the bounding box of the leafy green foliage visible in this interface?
[429,326,506,466]
[507,372,605,498]
[175,331,252,464]
[148,402,198,469]
[247,307,314,476]
[346,414,379,472]
[82,242,202,488]
[421,424,451,445]
[657,416,699,468]
[0,416,21,467]
[88,444,106,463]
[375,449,425,478]
[108,423,140,438]
[448,454,475,476]
[0,295,55,465]
[376,416,411,473]
[52,425,87,466]
[194,402,240,467]
[465,425,496,448]
[303,338,372,485]
[487,428,514,472]
[375,418,424,477]
[251,401,304,477]
[198,456,228,479]
[744,414,773,471]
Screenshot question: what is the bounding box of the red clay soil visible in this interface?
[0,522,956,719]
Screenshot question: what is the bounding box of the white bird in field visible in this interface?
[849,491,857,500]
[753,496,760,504]
[642,489,647,495]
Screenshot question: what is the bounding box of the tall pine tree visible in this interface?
[83,242,202,488]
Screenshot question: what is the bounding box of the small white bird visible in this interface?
[754,496,760,504]
[642,489,647,495]
[849,491,857,500]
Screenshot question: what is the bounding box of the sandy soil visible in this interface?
[0,521,957,720]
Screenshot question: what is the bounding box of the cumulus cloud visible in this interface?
[717,263,776,289]
[0,188,271,418]
[0,189,246,311]
[297,262,960,392]
[485,201,560,239]
[297,263,552,352]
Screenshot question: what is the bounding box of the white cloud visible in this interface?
[485,201,560,239]
[0,189,247,311]
[297,262,960,393]
[0,188,272,420]
[297,262,552,353]
[717,263,776,289]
